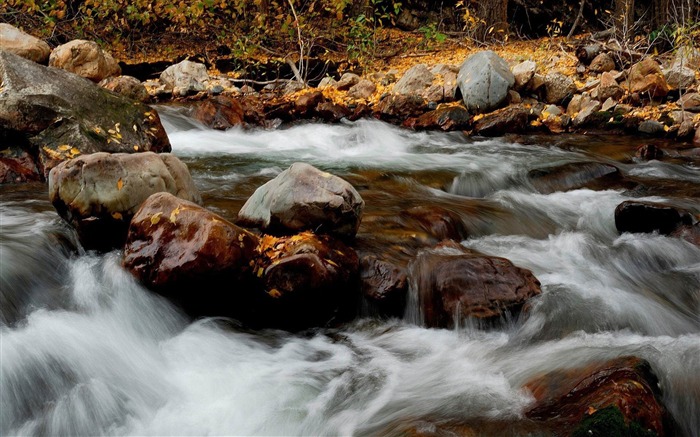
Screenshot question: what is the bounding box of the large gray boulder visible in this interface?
[455,50,515,113]
[237,162,364,238]
[49,39,121,82]
[160,60,209,96]
[0,23,51,64]
[49,152,201,251]
[0,50,170,180]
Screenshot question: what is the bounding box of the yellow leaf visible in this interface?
[257,267,264,278]
[150,212,162,225]
[58,145,71,151]
[133,145,139,151]
[267,288,282,298]
[69,148,80,157]
[326,259,338,267]
[111,212,123,220]
[117,178,123,190]
[169,206,181,223]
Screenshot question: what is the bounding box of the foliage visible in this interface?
[418,23,447,50]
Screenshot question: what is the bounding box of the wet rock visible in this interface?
[123,192,259,315]
[0,23,51,64]
[335,72,361,91]
[0,149,42,184]
[193,95,245,130]
[316,101,351,122]
[597,71,623,101]
[360,255,408,317]
[629,58,669,99]
[677,119,696,139]
[294,90,326,116]
[160,60,209,96]
[508,89,522,104]
[615,200,694,235]
[377,94,426,122]
[99,75,150,102]
[525,356,671,436]
[49,40,121,82]
[49,152,201,251]
[455,50,514,113]
[695,125,700,145]
[671,223,700,246]
[253,231,359,330]
[544,73,577,105]
[392,64,434,96]
[0,50,170,179]
[403,106,470,131]
[589,52,616,73]
[401,205,468,241]
[512,60,537,90]
[474,104,532,136]
[572,100,602,127]
[636,144,665,160]
[410,240,541,329]
[528,162,620,194]
[348,79,377,100]
[237,162,364,239]
[638,120,666,135]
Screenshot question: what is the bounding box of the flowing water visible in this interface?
[2,108,699,436]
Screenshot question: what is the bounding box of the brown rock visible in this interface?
[597,71,623,101]
[335,72,361,91]
[360,255,407,317]
[0,23,51,64]
[636,144,665,160]
[400,206,468,241]
[294,90,326,115]
[193,95,245,130]
[377,94,426,122]
[316,101,351,122]
[0,150,42,184]
[348,79,377,100]
[544,73,577,104]
[589,52,616,73]
[49,39,121,82]
[410,240,541,328]
[678,92,700,111]
[528,162,620,194]
[671,223,700,246]
[629,58,669,99]
[98,75,149,102]
[615,200,694,235]
[403,106,470,131]
[474,104,532,136]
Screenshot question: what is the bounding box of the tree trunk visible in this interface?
[650,0,669,29]
[475,0,509,41]
[613,0,635,36]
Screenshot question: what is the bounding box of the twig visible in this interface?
[567,0,586,38]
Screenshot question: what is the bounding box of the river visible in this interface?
[1,109,699,436]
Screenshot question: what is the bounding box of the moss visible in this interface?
[572,406,657,437]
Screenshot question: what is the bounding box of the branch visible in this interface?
[567,0,586,38]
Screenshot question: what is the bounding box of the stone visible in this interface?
[615,200,693,235]
[403,106,470,131]
[671,223,700,246]
[431,64,459,76]
[589,53,616,73]
[193,95,245,130]
[629,58,669,99]
[0,149,42,184]
[528,162,620,193]
[0,50,170,179]
[123,192,259,314]
[410,240,541,329]
[677,92,700,111]
[98,75,150,102]
[512,60,537,90]
[348,79,377,99]
[294,90,326,115]
[696,125,700,145]
[317,76,337,89]
[160,60,209,96]
[601,97,616,112]
[664,65,696,90]
[455,50,515,113]
[0,23,51,64]
[678,120,696,139]
[597,71,623,101]
[377,94,426,122]
[49,152,201,252]
[638,120,666,135]
[360,255,407,318]
[392,64,435,97]
[544,73,577,104]
[400,205,468,241]
[474,104,532,136]
[49,39,121,82]
[315,101,351,122]
[335,72,361,91]
[572,100,602,127]
[237,162,364,238]
[283,80,305,95]
[635,144,665,160]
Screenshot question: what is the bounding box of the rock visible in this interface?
[392,64,435,96]
[636,144,665,160]
[528,162,620,194]
[0,149,42,184]
[424,84,445,103]
[678,120,696,139]
[677,92,700,111]
[671,223,700,246]
[615,200,694,235]
[431,64,459,76]
[348,79,377,99]
[123,192,259,316]
[160,60,209,96]
[410,240,541,329]
[400,206,468,241]
[572,100,602,127]
[360,255,407,318]
[567,94,586,116]
[664,65,696,90]
[283,80,305,95]
[316,101,351,122]
[638,120,666,135]
[525,356,671,436]
[695,125,700,145]
[403,106,470,131]
[99,75,150,102]
[49,40,121,82]
[377,94,426,122]
[512,60,537,90]
[252,231,359,330]
[629,58,669,99]
[0,50,170,179]
[474,104,532,136]
[237,162,364,238]
[0,23,51,64]
[455,50,515,113]
[597,71,623,101]
[601,97,616,112]
[508,89,522,104]
[317,76,337,89]
[294,90,326,116]
[544,73,577,104]
[335,72,361,91]
[673,46,700,70]
[589,52,616,73]
[193,95,244,130]
[49,152,201,251]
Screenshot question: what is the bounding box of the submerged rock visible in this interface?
[615,200,694,235]
[528,162,621,193]
[455,50,514,113]
[49,152,200,251]
[237,162,365,239]
[409,240,541,329]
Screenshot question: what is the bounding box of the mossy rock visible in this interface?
[572,406,657,437]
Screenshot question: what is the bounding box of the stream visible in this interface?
[1,109,699,436]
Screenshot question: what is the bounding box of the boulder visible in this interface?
[294,90,326,115]
[160,60,209,96]
[410,240,541,329]
[392,64,435,96]
[49,40,121,82]
[49,152,201,251]
[98,75,150,102]
[664,65,696,90]
[455,50,515,113]
[400,205,468,241]
[589,53,616,73]
[252,231,359,330]
[678,92,700,111]
[512,60,537,90]
[123,192,259,315]
[638,120,666,136]
[377,94,426,122]
[528,162,620,194]
[525,356,671,436]
[615,200,694,235]
[0,50,170,179]
[0,149,42,184]
[474,104,532,136]
[360,255,408,318]
[544,73,577,104]
[348,79,377,100]
[0,23,51,64]
[193,95,245,130]
[636,144,665,160]
[629,58,669,99]
[335,72,361,91]
[572,100,602,127]
[403,106,470,131]
[237,162,364,238]
[315,101,351,122]
[597,71,623,101]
